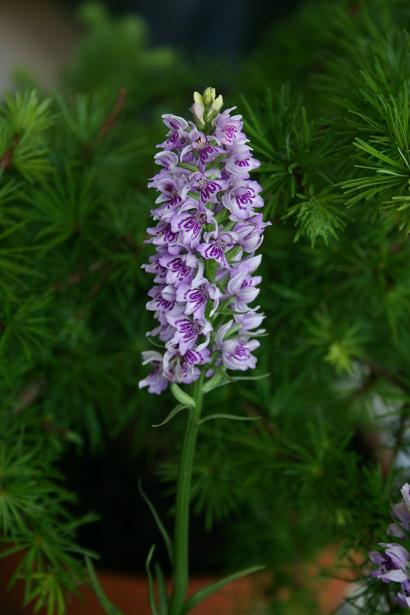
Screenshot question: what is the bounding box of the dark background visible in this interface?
[67,0,302,58]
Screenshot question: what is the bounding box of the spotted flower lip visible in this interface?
[163,346,211,385]
[370,544,409,583]
[187,170,225,204]
[215,108,247,147]
[159,252,198,285]
[167,314,212,354]
[138,351,168,394]
[222,180,264,221]
[139,90,267,393]
[181,281,221,320]
[170,201,217,246]
[197,237,232,269]
[221,338,260,371]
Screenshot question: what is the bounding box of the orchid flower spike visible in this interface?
[139,89,269,394]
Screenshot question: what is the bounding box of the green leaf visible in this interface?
[185,565,265,610]
[229,372,271,382]
[199,414,261,426]
[145,545,159,615]
[138,480,173,565]
[152,404,187,428]
[354,138,404,170]
[0,90,53,181]
[86,556,123,615]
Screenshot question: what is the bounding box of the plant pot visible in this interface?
[0,548,354,614]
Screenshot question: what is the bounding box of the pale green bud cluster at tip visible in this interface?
[191,87,224,132]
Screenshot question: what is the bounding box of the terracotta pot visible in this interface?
[0,548,355,615]
[0,561,264,614]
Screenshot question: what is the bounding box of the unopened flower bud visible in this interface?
[203,87,216,106]
[191,87,224,131]
[190,101,205,128]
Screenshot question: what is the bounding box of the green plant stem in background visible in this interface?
[169,374,204,615]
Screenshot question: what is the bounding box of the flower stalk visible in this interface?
[169,374,204,615]
[139,87,268,614]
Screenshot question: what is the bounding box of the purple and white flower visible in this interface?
[138,351,168,395]
[188,170,225,204]
[170,200,216,246]
[159,252,198,285]
[167,314,211,354]
[179,280,221,320]
[197,233,236,269]
[140,88,267,393]
[370,545,409,583]
[222,180,264,221]
[369,483,410,607]
[163,346,211,385]
[226,271,261,312]
[234,214,270,253]
[215,108,246,147]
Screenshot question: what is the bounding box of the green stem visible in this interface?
[169,374,204,615]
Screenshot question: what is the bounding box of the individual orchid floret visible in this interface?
[163,346,211,385]
[369,483,410,607]
[139,351,168,395]
[369,544,409,583]
[215,320,260,371]
[139,88,268,394]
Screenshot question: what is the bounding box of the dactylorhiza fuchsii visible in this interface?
[139,88,269,394]
[370,483,410,609]
[138,89,268,615]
